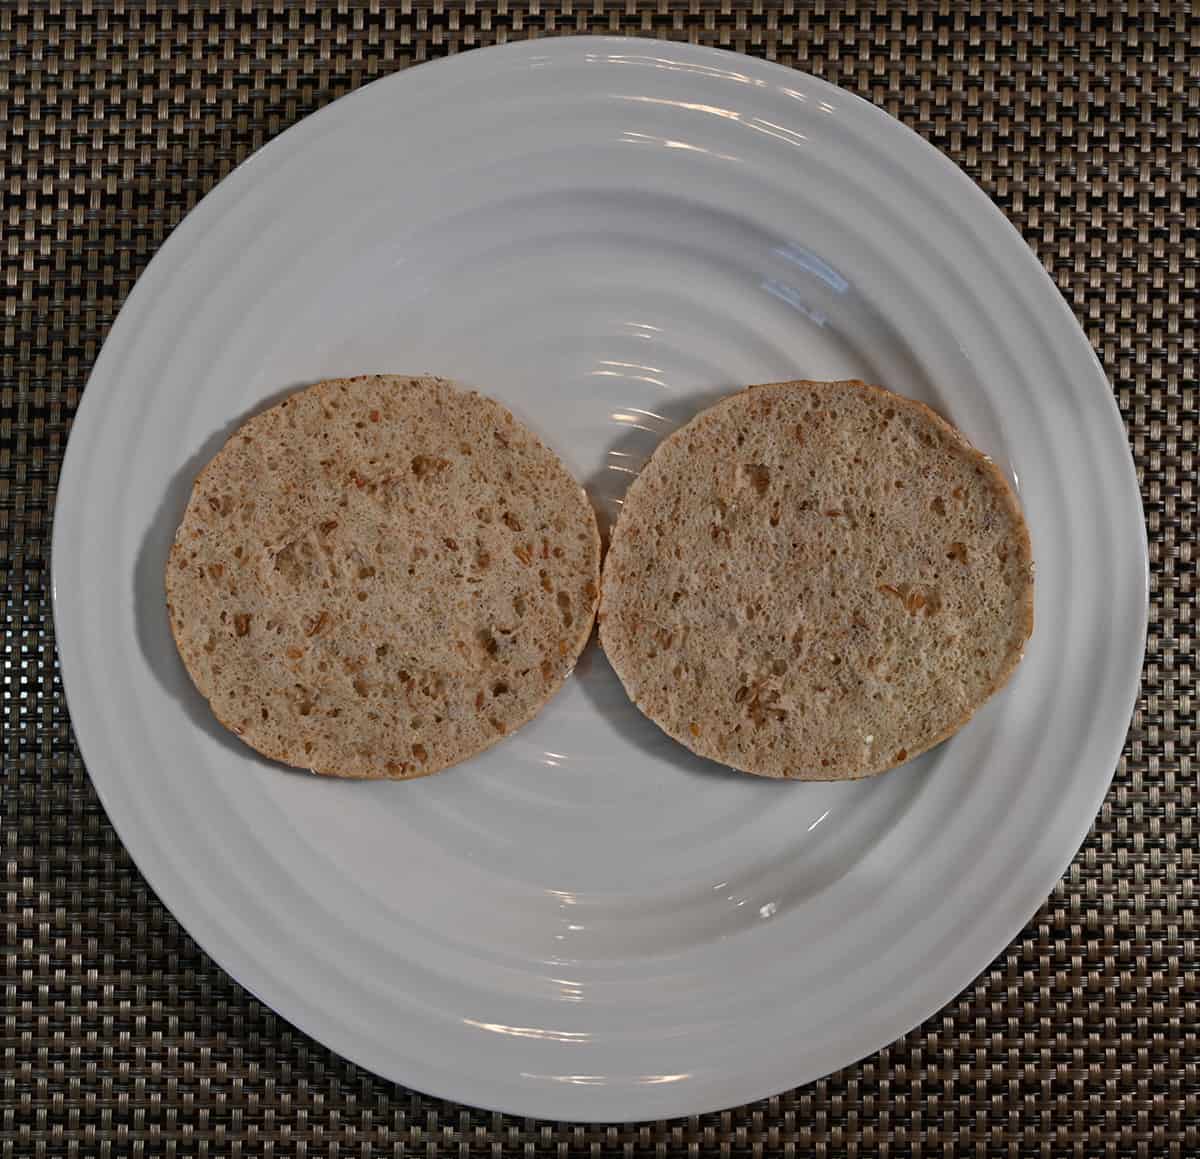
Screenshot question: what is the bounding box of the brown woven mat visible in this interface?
[2,2,1195,1155]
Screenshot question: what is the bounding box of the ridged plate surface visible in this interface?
[52,37,1147,1121]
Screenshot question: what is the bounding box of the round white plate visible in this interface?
[53,38,1147,1121]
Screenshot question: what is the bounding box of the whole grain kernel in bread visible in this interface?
[599,379,1034,780]
[165,375,601,779]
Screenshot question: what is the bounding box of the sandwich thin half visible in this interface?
[599,379,1034,779]
[166,375,600,778]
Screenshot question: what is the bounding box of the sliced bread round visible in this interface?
[166,375,601,779]
[599,379,1034,779]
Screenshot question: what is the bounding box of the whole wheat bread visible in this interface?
[599,379,1034,779]
[166,375,601,778]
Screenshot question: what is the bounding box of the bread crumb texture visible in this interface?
[599,379,1034,780]
[166,375,601,778]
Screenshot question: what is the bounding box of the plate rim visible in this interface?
[51,35,1149,1121]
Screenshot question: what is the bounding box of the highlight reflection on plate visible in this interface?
[53,37,1146,1120]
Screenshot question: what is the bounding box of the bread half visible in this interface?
[166,375,601,779]
[599,379,1034,779]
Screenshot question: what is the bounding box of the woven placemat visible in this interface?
[2,2,1195,1155]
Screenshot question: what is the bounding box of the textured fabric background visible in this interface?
[2,2,1196,1155]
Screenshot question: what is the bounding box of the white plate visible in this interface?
[52,38,1147,1121]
